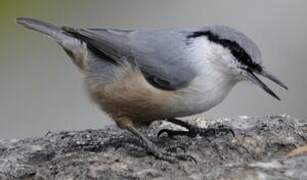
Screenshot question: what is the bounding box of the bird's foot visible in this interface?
[158,118,235,138]
[126,126,196,163]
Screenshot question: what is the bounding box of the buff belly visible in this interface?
[85,63,177,127]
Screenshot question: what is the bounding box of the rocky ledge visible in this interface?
[0,115,306,180]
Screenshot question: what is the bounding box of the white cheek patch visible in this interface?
[187,37,240,76]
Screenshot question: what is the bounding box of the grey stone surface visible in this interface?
[0,114,306,180]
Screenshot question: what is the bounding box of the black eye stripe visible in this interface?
[187,31,261,71]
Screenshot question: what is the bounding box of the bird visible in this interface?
[17,17,288,162]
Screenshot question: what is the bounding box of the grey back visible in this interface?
[64,28,198,90]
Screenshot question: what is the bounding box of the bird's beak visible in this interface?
[244,68,288,101]
[256,69,288,90]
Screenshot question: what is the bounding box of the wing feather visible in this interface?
[63,27,196,90]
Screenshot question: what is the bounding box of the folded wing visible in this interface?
[63,27,197,90]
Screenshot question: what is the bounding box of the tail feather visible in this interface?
[17,17,88,70]
[16,17,67,42]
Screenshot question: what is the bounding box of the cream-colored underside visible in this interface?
[85,63,176,126]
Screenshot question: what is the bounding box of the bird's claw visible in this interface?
[158,129,191,139]
[166,144,186,153]
[158,124,235,139]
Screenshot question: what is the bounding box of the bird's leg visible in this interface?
[116,117,195,163]
[158,118,234,138]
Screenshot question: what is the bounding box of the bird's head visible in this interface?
[188,26,288,100]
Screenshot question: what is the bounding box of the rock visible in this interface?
[0,114,306,180]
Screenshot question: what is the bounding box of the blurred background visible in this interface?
[0,0,306,139]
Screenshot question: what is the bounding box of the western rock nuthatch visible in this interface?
[17,17,287,162]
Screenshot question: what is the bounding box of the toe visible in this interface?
[175,154,197,164]
[157,129,173,138]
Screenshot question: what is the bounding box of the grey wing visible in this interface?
[63,27,197,90]
[129,29,197,90]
